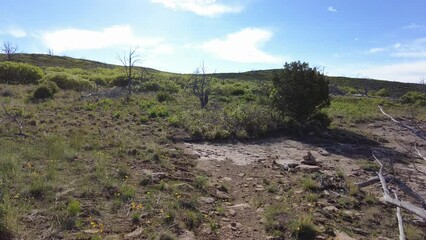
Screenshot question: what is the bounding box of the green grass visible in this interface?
[0,54,424,239]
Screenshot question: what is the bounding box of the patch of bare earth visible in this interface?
[184,120,426,239]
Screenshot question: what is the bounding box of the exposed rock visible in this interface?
[317,149,330,156]
[178,230,196,240]
[104,235,121,240]
[334,230,356,240]
[296,164,321,173]
[302,151,318,165]
[223,177,232,181]
[229,203,251,209]
[124,227,143,238]
[215,190,230,200]
[273,159,299,170]
[84,229,99,234]
[238,173,245,177]
[323,206,339,213]
[229,209,237,217]
[201,197,215,204]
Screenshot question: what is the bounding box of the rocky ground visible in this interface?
[182,120,426,240]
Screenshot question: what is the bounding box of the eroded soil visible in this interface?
[184,120,426,239]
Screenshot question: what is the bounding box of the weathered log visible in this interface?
[374,155,426,220]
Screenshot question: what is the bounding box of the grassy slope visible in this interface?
[3,53,426,97]
[0,54,425,239]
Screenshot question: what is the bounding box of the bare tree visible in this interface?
[47,48,54,56]
[1,104,26,137]
[191,62,212,109]
[1,41,18,61]
[117,47,141,100]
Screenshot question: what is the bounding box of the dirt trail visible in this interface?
[183,121,426,239]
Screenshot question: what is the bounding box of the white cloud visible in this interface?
[200,28,283,64]
[0,27,27,38]
[358,61,426,83]
[392,38,426,58]
[403,23,426,30]
[393,43,401,49]
[327,6,337,12]
[41,25,172,54]
[150,0,242,17]
[368,47,386,54]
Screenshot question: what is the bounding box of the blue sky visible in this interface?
[1,0,426,83]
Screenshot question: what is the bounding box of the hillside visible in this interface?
[2,53,425,97]
[0,53,425,239]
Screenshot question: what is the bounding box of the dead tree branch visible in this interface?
[356,176,426,208]
[378,105,426,141]
[394,193,406,240]
[414,144,426,162]
[1,104,26,137]
[373,154,426,219]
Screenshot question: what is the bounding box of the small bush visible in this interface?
[375,88,390,97]
[401,91,426,106]
[291,215,318,240]
[156,91,171,102]
[194,176,208,190]
[0,62,44,84]
[32,81,59,100]
[110,75,128,87]
[43,73,94,91]
[32,85,54,100]
[67,200,81,216]
[301,177,319,191]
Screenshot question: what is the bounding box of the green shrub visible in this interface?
[0,61,44,84]
[33,85,54,100]
[32,81,60,100]
[272,61,330,125]
[375,88,390,97]
[401,91,426,106]
[140,81,161,92]
[44,73,94,91]
[110,75,128,87]
[67,200,81,216]
[157,91,171,102]
[340,86,358,95]
[291,215,318,240]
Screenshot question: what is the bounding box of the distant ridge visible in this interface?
[2,53,425,97]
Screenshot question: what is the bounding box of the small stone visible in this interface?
[296,165,321,173]
[223,177,232,181]
[334,230,356,240]
[104,235,121,240]
[178,230,196,240]
[229,209,237,217]
[215,190,230,199]
[125,227,143,238]
[323,206,339,213]
[238,173,245,177]
[201,197,215,204]
[84,229,100,234]
[222,217,231,222]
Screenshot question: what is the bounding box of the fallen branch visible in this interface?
[414,144,426,162]
[394,193,406,240]
[374,154,426,219]
[356,176,426,209]
[378,105,426,141]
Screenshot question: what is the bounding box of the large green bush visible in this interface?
[0,62,44,84]
[401,91,426,106]
[43,73,94,91]
[272,61,330,125]
[32,81,60,100]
